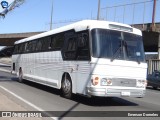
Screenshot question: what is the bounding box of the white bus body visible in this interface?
[12,20,147,98]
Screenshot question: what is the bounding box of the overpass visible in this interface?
[0,31,44,46]
[133,22,160,52]
[133,23,160,74]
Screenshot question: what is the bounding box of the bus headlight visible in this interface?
[101,78,112,86]
[136,80,146,88]
[91,76,100,86]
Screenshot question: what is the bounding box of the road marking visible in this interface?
[0,86,57,120]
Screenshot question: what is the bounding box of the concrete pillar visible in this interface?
[158,33,160,59]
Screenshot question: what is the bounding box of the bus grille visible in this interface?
[112,78,136,87]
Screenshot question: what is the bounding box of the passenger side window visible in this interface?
[25,42,30,52]
[63,31,77,60]
[64,37,77,60]
[36,39,43,52]
[62,30,90,61]
[67,38,76,51]
[76,31,90,60]
[51,33,64,50]
[41,37,51,51]
[24,42,28,53]
[30,41,37,52]
[25,41,35,53]
[19,43,25,53]
[13,45,19,54]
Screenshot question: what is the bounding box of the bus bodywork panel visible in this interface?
[12,54,147,97]
[85,58,147,97]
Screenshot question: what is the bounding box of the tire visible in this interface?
[61,74,72,99]
[18,68,23,83]
[153,86,158,90]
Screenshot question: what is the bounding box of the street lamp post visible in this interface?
[97,0,101,20]
[152,0,156,31]
[50,0,53,30]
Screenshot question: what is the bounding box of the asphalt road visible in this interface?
[0,65,160,120]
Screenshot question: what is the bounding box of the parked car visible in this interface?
[147,70,160,89]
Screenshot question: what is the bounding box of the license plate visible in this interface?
[121,91,130,96]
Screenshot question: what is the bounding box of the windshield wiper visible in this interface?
[111,44,122,62]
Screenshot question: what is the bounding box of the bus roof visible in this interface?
[15,20,141,44]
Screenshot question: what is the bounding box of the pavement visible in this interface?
[0,59,14,112]
[0,88,45,120]
[0,91,26,111]
[0,60,46,120]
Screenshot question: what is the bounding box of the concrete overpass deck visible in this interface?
[0,32,44,46]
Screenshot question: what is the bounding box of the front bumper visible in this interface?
[87,87,146,97]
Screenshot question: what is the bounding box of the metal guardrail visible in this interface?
[147,59,160,74]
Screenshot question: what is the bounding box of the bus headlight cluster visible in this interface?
[91,76,100,86]
[101,78,112,86]
[136,80,146,88]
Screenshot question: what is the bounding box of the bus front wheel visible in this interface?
[61,74,72,99]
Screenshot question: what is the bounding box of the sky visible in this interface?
[0,0,160,34]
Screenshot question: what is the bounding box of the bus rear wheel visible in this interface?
[61,75,72,99]
[18,68,23,83]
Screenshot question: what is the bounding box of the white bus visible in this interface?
[12,20,147,99]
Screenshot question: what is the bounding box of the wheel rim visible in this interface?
[62,78,71,94]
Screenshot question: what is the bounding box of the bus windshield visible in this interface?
[91,29,145,62]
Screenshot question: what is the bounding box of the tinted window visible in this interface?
[30,40,37,52]
[25,41,37,53]
[62,30,90,61]
[13,45,19,54]
[26,42,31,52]
[67,38,76,51]
[76,32,90,60]
[36,39,43,51]
[63,31,76,60]
[51,33,64,50]
[24,42,28,52]
[41,37,51,51]
[64,37,77,59]
[19,43,25,53]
